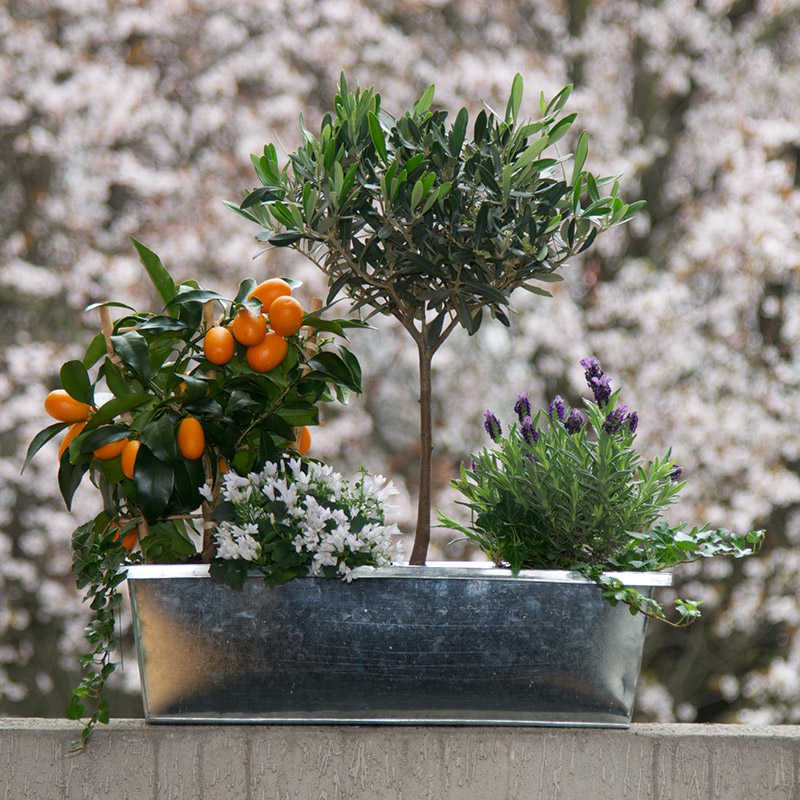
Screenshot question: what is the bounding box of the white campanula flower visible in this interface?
[213,457,398,580]
[215,522,261,562]
[360,473,398,507]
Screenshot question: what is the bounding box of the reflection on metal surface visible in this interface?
[128,564,664,727]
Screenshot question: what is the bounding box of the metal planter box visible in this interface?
[126,563,670,727]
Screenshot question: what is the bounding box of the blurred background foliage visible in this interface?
[2,0,800,723]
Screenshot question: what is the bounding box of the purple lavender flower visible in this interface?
[670,464,683,482]
[602,405,628,435]
[590,373,612,407]
[513,391,531,423]
[548,395,565,421]
[581,357,612,406]
[626,411,639,434]
[520,415,538,444]
[483,410,502,441]
[580,356,603,382]
[523,453,537,464]
[564,409,584,434]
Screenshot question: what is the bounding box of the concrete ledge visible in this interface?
[1,719,799,799]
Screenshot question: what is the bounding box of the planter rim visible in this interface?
[124,561,672,587]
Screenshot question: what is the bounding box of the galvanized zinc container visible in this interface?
[126,563,670,727]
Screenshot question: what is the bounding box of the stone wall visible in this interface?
[1,720,798,799]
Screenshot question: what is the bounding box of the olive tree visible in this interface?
[236,73,642,563]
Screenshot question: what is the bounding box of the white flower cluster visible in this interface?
[213,459,399,580]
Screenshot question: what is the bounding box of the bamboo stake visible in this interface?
[294,297,323,450]
[97,305,146,548]
[201,300,216,380]
[199,299,220,562]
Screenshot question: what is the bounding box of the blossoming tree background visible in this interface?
[2,0,800,722]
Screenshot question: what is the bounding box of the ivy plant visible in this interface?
[236,73,644,563]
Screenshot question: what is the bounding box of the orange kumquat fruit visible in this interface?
[44,389,92,423]
[177,417,205,460]
[249,278,292,314]
[246,332,288,373]
[120,439,141,479]
[203,326,235,365]
[231,308,267,346]
[93,436,128,461]
[268,295,304,337]
[58,421,86,461]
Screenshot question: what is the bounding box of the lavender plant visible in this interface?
[440,358,765,625]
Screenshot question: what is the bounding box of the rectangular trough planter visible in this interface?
[126,563,670,727]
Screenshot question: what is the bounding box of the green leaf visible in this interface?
[130,238,177,309]
[411,179,424,210]
[463,281,509,305]
[85,393,151,430]
[164,289,227,310]
[133,446,174,521]
[501,164,513,198]
[84,301,137,314]
[414,84,435,117]
[60,360,92,404]
[368,111,388,163]
[426,311,446,347]
[571,131,588,186]
[223,199,260,225]
[137,316,193,335]
[209,559,248,591]
[337,345,362,392]
[110,331,151,382]
[505,73,523,122]
[269,231,305,247]
[450,108,468,155]
[516,136,550,169]
[140,415,178,462]
[522,285,553,298]
[66,694,85,721]
[586,172,600,203]
[547,113,577,145]
[82,333,110,369]
[22,422,68,473]
[306,351,361,393]
[171,460,205,512]
[79,425,129,454]
[545,84,573,116]
[58,458,90,510]
[240,187,282,209]
[277,403,319,427]
[234,278,257,305]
